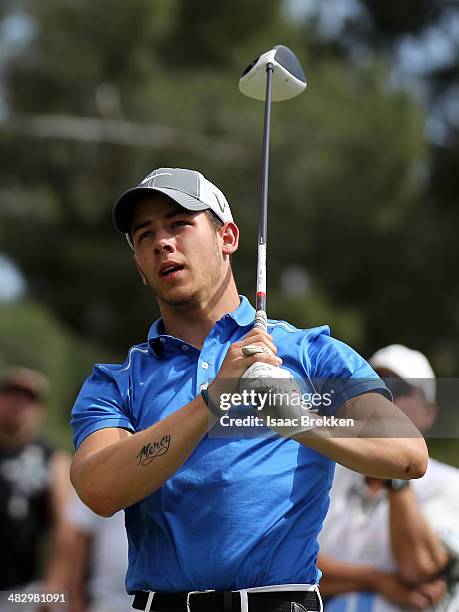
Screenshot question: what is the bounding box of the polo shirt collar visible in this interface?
[147,295,255,351]
[148,317,166,344]
[227,295,255,327]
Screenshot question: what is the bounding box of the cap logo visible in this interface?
[140,172,172,185]
[214,193,226,213]
[139,168,200,198]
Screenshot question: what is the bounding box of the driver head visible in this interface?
[239,45,306,102]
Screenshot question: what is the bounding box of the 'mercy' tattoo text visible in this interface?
[136,434,171,466]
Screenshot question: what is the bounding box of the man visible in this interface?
[70,168,427,612]
[318,345,459,611]
[0,367,71,606]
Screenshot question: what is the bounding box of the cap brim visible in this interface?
[113,187,209,234]
[369,360,403,378]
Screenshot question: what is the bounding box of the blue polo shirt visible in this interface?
[71,296,388,593]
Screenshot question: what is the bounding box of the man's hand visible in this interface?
[377,572,447,610]
[208,328,281,408]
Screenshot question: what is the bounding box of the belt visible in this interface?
[133,588,322,612]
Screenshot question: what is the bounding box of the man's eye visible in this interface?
[173,220,189,227]
[139,230,153,241]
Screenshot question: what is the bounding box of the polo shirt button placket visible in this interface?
[197,361,211,397]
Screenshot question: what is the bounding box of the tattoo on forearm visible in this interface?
[136,434,171,466]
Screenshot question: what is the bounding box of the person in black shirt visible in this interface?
[0,367,71,598]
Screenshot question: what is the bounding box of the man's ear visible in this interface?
[133,255,148,287]
[221,222,239,256]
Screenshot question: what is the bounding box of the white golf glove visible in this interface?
[239,349,318,436]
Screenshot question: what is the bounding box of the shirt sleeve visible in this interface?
[71,364,135,450]
[307,332,391,416]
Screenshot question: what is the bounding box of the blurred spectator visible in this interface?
[64,489,131,612]
[318,346,459,611]
[0,367,71,606]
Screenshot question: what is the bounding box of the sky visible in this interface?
[285,0,361,37]
[0,254,25,301]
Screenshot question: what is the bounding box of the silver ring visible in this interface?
[242,345,268,357]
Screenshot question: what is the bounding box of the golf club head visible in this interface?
[239,45,306,102]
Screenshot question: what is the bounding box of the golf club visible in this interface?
[239,45,306,347]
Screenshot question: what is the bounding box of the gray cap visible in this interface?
[113,167,233,235]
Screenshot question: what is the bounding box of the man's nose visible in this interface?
[153,231,175,255]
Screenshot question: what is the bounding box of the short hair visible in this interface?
[205,209,232,262]
[205,209,224,232]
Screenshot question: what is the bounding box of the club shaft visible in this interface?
[254,63,273,333]
[259,64,272,253]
